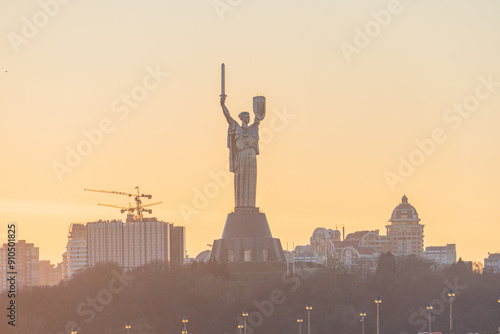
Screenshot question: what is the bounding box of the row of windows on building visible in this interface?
[64,217,186,279]
[226,249,269,262]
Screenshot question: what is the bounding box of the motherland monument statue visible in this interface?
[210,64,285,263]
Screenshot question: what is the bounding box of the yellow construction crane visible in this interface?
[84,186,162,221]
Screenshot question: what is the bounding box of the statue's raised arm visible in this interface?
[220,95,234,125]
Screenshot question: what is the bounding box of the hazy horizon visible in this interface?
[1,0,500,265]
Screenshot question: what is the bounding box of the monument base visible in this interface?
[210,207,285,263]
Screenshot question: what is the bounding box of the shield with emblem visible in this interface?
[253,96,266,121]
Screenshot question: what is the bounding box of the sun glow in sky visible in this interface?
[1,0,500,264]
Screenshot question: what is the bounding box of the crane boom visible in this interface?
[142,201,163,208]
[85,189,134,197]
[84,186,152,199]
[97,203,130,210]
[85,186,160,221]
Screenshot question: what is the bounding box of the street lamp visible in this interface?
[182,316,188,334]
[497,298,500,333]
[125,322,131,334]
[374,296,382,334]
[360,310,366,334]
[297,316,303,334]
[238,322,244,334]
[242,310,248,334]
[427,303,434,334]
[306,303,313,334]
[448,289,455,334]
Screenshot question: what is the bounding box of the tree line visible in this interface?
[2,253,499,334]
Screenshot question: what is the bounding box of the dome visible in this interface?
[195,250,211,262]
[389,195,420,221]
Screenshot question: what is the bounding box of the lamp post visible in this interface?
[360,310,366,334]
[306,303,313,334]
[375,296,382,334]
[242,310,248,334]
[182,316,188,334]
[238,322,244,334]
[497,298,500,333]
[447,289,455,334]
[297,316,303,334]
[125,322,131,334]
[427,303,433,334]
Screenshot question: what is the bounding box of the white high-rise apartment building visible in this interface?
[87,220,123,267]
[65,223,88,279]
[64,215,185,277]
[122,217,171,270]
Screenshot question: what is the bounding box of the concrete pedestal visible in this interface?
[210,207,285,262]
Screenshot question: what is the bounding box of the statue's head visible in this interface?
[238,112,250,124]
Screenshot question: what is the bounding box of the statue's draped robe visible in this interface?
[227,119,259,207]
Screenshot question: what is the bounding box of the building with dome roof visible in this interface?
[386,195,424,256]
[295,227,391,271]
[291,195,428,271]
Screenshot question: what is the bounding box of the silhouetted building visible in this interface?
[386,195,424,256]
[65,223,88,279]
[0,240,40,292]
[40,260,51,285]
[121,216,174,270]
[424,244,456,265]
[310,228,340,258]
[338,230,391,269]
[288,247,317,263]
[61,251,68,279]
[65,215,185,277]
[294,195,430,271]
[170,226,186,266]
[484,252,500,273]
[39,260,63,286]
[295,228,391,271]
[53,262,63,284]
[87,219,124,267]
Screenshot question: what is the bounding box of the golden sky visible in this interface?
[1,0,499,264]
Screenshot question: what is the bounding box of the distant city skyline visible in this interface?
[0,194,489,267]
[1,1,500,265]
[1,191,498,265]
[0,206,486,291]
